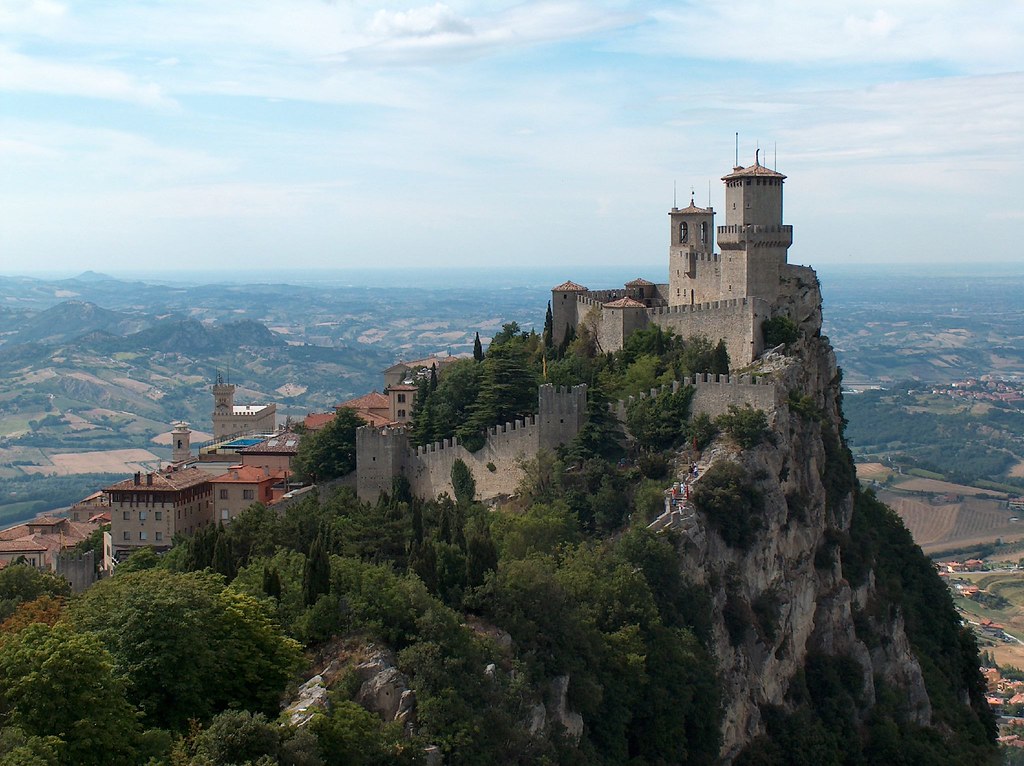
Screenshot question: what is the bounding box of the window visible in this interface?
[221,509,229,520]
[139,511,147,520]
[155,532,163,541]
[123,511,130,520]
[397,393,406,403]
[219,489,229,499]
[155,511,162,521]
[123,531,130,540]
[700,222,708,244]
[140,531,147,541]
[243,489,255,500]
[680,222,688,242]
[397,409,406,418]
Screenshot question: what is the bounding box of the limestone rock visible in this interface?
[355,650,417,733]
[283,673,330,727]
[547,675,584,742]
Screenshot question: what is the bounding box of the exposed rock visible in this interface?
[547,675,584,742]
[355,649,417,733]
[424,745,443,765]
[283,673,330,727]
[528,703,546,736]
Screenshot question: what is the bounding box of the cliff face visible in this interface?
[681,274,933,759]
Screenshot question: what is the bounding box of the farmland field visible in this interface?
[18,448,162,476]
[878,489,1023,555]
[892,476,1009,498]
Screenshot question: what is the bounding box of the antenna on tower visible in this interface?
[734,132,739,167]
[708,179,711,207]
[673,180,677,208]
[774,142,777,170]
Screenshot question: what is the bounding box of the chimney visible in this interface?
[134,472,141,485]
[146,473,153,486]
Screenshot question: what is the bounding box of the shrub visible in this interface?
[763,315,799,347]
[715,405,771,449]
[692,462,764,550]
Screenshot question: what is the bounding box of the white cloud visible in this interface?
[368,4,473,38]
[0,45,176,108]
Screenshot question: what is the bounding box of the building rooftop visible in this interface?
[337,391,389,412]
[387,384,418,392]
[238,433,301,455]
[210,465,285,484]
[625,278,655,286]
[232,404,272,415]
[0,538,48,553]
[552,280,588,292]
[604,297,648,309]
[105,466,212,493]
[722,162,786,181]
[673,200,713,214]
[384,356,461,374]
[303,412,335,431]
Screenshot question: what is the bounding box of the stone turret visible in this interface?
[171,421,191,464]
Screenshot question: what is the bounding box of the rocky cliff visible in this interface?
[678,274,992,761]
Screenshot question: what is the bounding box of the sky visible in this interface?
[1,1,1023,278]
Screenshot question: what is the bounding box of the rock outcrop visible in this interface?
[677,277,933,759]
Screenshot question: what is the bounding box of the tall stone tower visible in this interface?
[212,374,235,439]
[717,153,792,302]
[171,421,191,464]
[668,196,717,306]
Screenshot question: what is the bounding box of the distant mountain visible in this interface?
[69,270,116,282]
[8,300,151,346]
[115,318,286,355]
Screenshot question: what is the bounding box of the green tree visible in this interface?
[0,623,141,765]
[711,338,730,374]
[450,459,476,506]
[460,343,536,449]
[625,385,694,452]
[763,315,800,347]
[542,301,554,350]
[68,569,302,729]
[303,533,331,607]
[473,332,484,362]
[563,384,624,464]
[716,405,771,448]
[292,408,363,483]
[0,565,70,622]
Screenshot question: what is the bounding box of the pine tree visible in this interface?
[302,533,331,606]
[473,332,484,362]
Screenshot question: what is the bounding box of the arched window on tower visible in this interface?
[680,222,688,243]
[700,222,708,244]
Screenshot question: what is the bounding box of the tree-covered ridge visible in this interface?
[0,322,998,765]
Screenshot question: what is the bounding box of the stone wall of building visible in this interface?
[356,385,586,503]
[612,373,779,430]
[647,297,768,366]
[55,550,97,593]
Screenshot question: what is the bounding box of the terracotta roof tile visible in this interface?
[0,539,47,553]
[210,465,285,483]
[304,412,335,430]
[552,280,588,292]
[625,278,654,286]
[105,467,212,493]
[674,200,712,214]
[604,297,647,309]
[722,163,786,181]
[337,391,389,411]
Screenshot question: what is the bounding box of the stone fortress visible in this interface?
[354,155,817,503]
[552,152,815,366]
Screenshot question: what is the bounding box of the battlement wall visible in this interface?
[613,373,778,426]
[356,384,587,503]
[648,298,768,366]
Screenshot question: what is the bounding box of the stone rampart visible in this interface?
[613,373,778,430]
[648,297,768,365]
[356,385,586,503]
[55,550,97,593]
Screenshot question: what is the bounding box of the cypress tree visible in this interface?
[711,339,730,375]
[430,363,438,391]
[473,332,484,362]
[302,533,331,606]
[451,459,476,507]
[543,301,554,349]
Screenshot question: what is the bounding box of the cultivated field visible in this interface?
[878,490,1023,555]
[19,448,161,476]
[855,462,893,481]
[893,476,1009,498]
